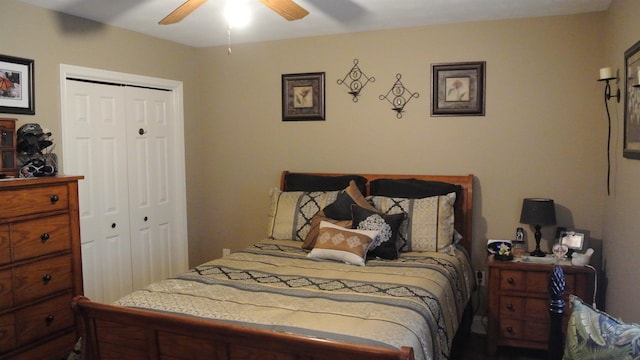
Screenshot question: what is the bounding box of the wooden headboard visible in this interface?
[280,171,474,255]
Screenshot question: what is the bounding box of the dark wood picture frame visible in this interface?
[0,54,35,115]
[282,72,325,121]
[431,61,485,116]
[624,40,640,159]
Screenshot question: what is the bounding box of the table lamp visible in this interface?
[519,198,556,257]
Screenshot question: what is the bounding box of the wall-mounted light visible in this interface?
[598,67,620,196]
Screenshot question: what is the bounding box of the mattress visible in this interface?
[115,239,474,360]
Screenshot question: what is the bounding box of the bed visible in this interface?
[72,171,475,360]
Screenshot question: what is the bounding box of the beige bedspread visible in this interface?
[115,239,474,360]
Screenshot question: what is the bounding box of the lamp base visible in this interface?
[530,248,546,257]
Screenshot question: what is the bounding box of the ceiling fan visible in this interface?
[159,0,309,25]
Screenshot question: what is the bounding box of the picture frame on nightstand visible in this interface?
[558,228,590,253]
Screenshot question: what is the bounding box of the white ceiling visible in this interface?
[18,0,612,48]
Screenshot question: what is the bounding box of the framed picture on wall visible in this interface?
[0,54,35,115]
[624,39,640,159]
[282,72,325,121]
[431,61,485,116]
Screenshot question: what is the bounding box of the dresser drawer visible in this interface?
[15,293,75,346]
[0,312,16,353]
[0,225,9,265]
[13,255,72,304]
[0,269,12,308]
[11,215,71,261]
[0,184,68,219]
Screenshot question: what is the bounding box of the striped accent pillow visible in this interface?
[369,192,456,252]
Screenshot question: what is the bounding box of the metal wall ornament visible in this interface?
[337,59,375,102]
[379,73,420,119]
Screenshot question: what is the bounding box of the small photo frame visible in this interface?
[282,72,325,121]
[431,61,485,116]
[559,229,590,252]
[0,54,35,115]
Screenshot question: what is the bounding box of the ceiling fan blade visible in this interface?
[259,0,309,21]
[159,0,208,25]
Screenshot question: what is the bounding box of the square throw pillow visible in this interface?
[307,221,378,266]
[266,188,339,241]
[323,180,377,220]
[351,205,405,260]
[302,180,377,249]
[283,173,367,194]
[564,295,640,360]
[301,211,351,250]
[369,192,456,252]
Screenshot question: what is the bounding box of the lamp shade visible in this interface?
[519,198,556,226]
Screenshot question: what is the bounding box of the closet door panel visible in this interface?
[63,80,133,303]
[127,87,175,291]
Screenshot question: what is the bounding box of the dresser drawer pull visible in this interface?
[42,274,52,283]
[40,233,50,242]
[45,314,55,326]
[506,303,513,310]
[507,277,514,284]
[506,326,513,333]
[111,223,117,229]
[50,195,59,203]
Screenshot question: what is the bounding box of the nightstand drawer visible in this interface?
[0,269,12,308]
[499,296,523,318]
[499,270,526,291]
[13,255,72,304]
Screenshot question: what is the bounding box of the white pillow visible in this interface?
[307,221,378,266]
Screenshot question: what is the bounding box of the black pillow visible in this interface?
[284,173,367,194]
[323,191,356,220]
[369,178,460,198]
[351,205,405,260]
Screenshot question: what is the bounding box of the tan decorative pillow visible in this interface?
[307,221,378,266]
[302,180,376,249]
[370,192,456,252]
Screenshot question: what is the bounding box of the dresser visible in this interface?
[0,176,83,360]
[487,256,595,355]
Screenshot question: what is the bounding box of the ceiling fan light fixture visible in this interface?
[224,0,251,28]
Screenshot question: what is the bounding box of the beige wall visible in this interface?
[602,0,640,322]
[193,15,606,280]
[8,0,630,318]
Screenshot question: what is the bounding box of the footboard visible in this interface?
[72,296,415,360]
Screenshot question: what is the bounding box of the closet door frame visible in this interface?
[59,64,189,301]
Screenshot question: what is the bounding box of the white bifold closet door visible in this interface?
[62,70,188,304]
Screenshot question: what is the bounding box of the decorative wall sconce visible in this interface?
[379,73,419,119]
[598,67,620,102]
[337,59,375,102]
[598,66,620,196]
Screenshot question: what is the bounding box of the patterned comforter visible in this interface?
[115,240,474,360]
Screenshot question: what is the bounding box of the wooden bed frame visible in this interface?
[72,172,475,360]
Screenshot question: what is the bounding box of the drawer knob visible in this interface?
[42,274,52,283]
[507,303,513,310]
[111,223,116,229]
[506,326,513,333]
[45,315,55,326]
[40,233,50,242]
[50,195,59,203]
[144,216,148,222]
[507,277,515,284]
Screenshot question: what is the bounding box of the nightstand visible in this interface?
[487,255,595,355]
